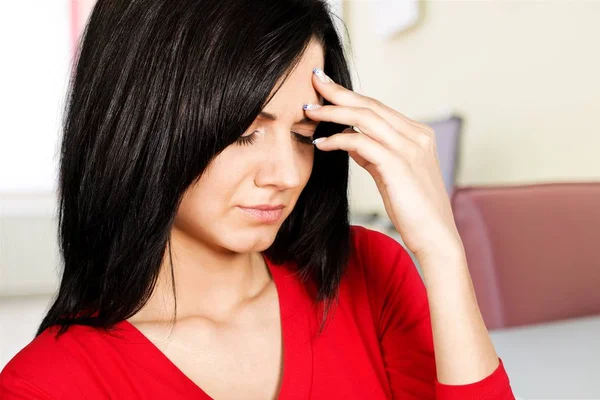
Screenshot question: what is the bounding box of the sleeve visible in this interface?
[356,226,514,400]
[0,329,81,400]
[0,371,56,400]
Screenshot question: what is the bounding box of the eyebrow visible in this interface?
[259,111,319,126]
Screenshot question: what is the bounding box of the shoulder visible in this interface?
[346,225,430,336]
[0,324,124,397]
[347,224,425,307]
[349,224,406,254]
[348,224,414,281]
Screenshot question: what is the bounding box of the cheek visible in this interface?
[173,180,216,234]
[174,158,243,227]
[192,160,244,210]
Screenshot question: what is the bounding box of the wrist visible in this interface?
[415,235,466,266]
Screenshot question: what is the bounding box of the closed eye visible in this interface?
[236,131,314,146]
[293,131,314,145]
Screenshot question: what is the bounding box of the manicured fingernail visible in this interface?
[303,104,322,111]
[312,68,332,84]
[312,137,326,145]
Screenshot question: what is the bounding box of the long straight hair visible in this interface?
[37,0,354,337]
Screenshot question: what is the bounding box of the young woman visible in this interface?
[0,0,514,399]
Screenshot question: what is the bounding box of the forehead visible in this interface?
[262,40,325,121]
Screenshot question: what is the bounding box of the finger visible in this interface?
[311,69,432,146]
[313,131,392,168]
[305,104,417,155]
[340,129,369,167]
[364,97,435,145]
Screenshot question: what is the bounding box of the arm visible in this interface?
[420,247,502,385]
[304,67,514,398]
[363,227,513,399]
[420,246,514,398]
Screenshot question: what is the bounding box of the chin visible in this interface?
[222,224,281,253]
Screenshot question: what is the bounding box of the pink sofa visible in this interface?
[451,182,600,329]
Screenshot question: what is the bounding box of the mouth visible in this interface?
[237,205,285,224]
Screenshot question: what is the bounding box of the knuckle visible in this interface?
[416,132,433,148]
[414,125,436,150]
[420,123,436,136]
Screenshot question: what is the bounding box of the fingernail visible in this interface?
[303,104,322,111]
[312,68,332,84]
[312,137,326,145]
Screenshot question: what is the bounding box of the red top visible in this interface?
[0,225,514,399]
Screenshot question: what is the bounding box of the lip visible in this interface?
[238,205,285,223]
[242,204,285,211]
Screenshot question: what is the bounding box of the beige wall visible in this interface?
[343,0,600,214]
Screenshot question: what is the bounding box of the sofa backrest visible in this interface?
[452,182,600,329]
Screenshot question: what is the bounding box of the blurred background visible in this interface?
[1,1,599,398]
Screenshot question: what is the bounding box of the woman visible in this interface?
[0,0,514,399]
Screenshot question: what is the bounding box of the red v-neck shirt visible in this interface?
[0,225,514,399]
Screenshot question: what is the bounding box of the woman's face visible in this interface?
[173,40,325,254]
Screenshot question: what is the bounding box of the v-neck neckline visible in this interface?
[117,253,314,399]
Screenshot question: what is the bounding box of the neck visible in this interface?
[130,227,272,324]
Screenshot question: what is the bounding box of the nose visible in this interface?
[254,134,302,190]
